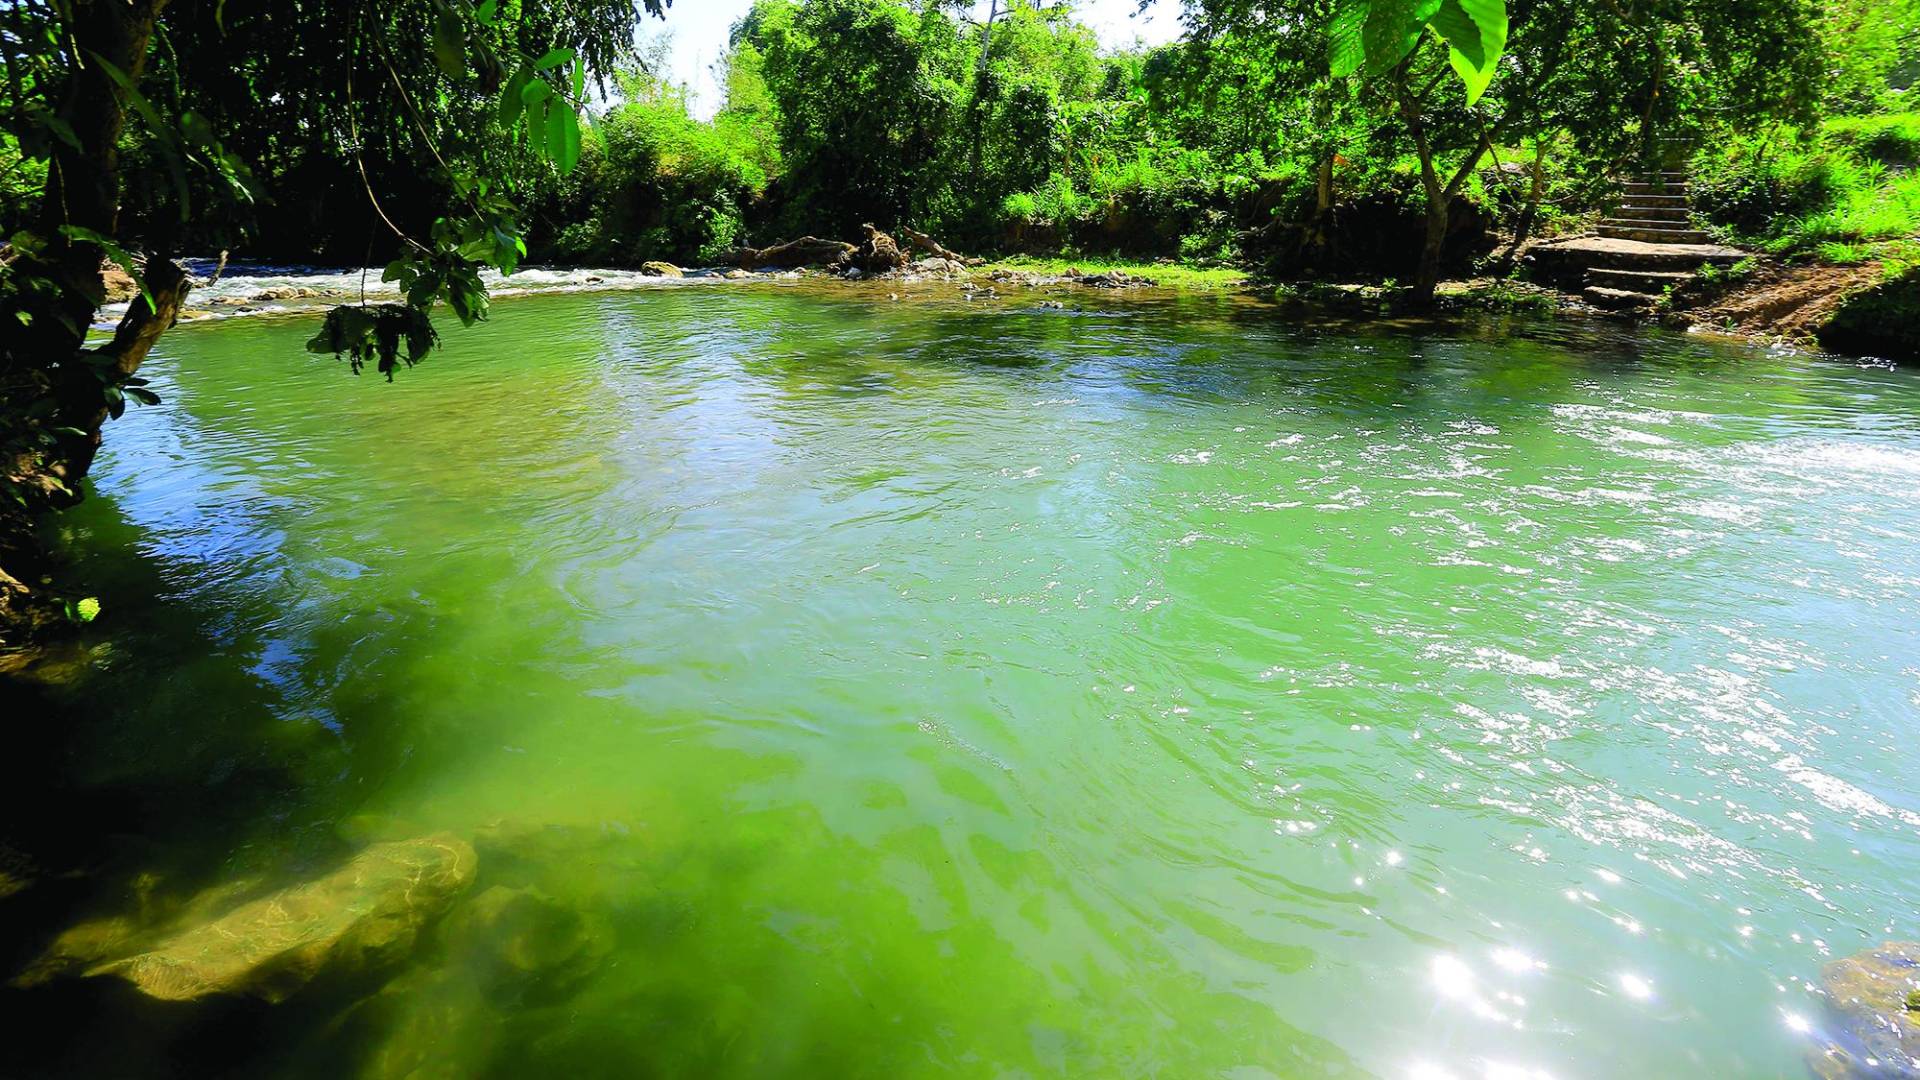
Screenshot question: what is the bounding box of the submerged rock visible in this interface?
[444,885,610,1004]
[89,834,475,1003]
[1811,941,1920,1077]
[639,261,683,278]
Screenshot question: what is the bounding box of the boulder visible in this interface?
[101,261,139,303]
[639,261,683,278]
[910,257,968,277]
[1811,941,1920,1078]
[724,268,751,279]
[90,834,476,1003]
[1818,264,1920,362]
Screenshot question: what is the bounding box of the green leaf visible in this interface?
[124,385,162,406]
[26,107,82,153]
[546,104,581,173]
[1329,0,1505,101]
[475,0,498,25]
[571,60,586,100]
[500,66,531,128]
[1432,0,1506,103]
[521,78,553,106]
[1360,0,1439,76]
[526,97,546,148]
[74,597,101,624]
[433,5,467,78]
[85,51,192,217]
[1328,0,1368,77]
[533,48,574,70]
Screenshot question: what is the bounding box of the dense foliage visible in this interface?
[505,0,1874,295]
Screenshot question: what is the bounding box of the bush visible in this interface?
[1825,112,1920,167]
[1690,122,1920,257]
[531,77,775,266]
[1690,132,1851,237]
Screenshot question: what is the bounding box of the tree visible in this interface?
[1180,0,1824,304]
[0,0,668,634]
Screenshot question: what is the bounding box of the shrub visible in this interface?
[1825,112,1920,167]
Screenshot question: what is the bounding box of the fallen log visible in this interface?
[899,227,970,265]
[736,237,856,270]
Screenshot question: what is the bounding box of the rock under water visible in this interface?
[88,834,476,1003]
[1812,941,1920,1078]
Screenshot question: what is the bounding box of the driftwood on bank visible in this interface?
[732,225,975,277]
[899,227,970,265]
[734,236,856,270]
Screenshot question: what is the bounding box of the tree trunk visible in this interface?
[1507,141,1549,256]
[964,0,1000,204]
[59,256,194,482]
[1412,193,1450,305]
[1307,154,1335,256]
[3,0,173,496]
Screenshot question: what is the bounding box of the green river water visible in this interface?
[6,282,1920,1078]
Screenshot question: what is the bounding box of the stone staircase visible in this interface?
[1527,162,1747,313]
[1527,235,1747,313]
[1598,171,1711,246]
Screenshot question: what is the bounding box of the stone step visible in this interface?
[1526,237,1747,286]
[1619,192,1688,206]
[1583,285,1661,311]
[1612,205,1691,223]
[1586,267,1696,293]
[1598,222,1713,244]
[1623,182,1689,196]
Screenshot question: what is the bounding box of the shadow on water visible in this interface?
[0,489,471,1075]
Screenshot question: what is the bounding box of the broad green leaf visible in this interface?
[433,5,466,78]
[1329,0,1367,77]
[500,66,531,127]
[521,78,553,106]
[525,97,546,147]
[27,107,82,153]
[546,105,580,173]
[1432,0,1505,103]
[86,52,192,217]
[534,48,574,70]
[572,60,586,100]
[1361,0,1442,76]
[475,0,498,25]
[1329,0,1505,101]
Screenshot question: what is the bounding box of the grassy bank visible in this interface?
[1691,111,1920,266]
[978,256,1250,290]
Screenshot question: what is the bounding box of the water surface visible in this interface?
[18,283,1920,1077]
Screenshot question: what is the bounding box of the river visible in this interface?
[6,280,1920,1077]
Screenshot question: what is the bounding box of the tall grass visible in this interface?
[1691,113,1920,263]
